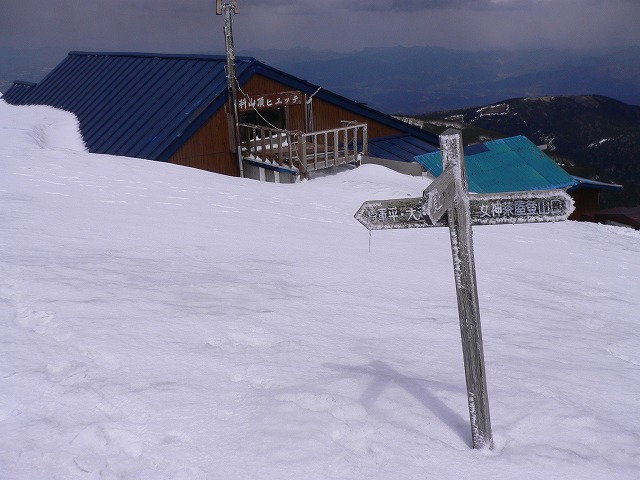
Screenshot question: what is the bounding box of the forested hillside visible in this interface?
[418,95,640,207]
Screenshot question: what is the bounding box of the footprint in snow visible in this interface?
[607,340,640,366]
[15,305,59,335]
[45,360,88,385]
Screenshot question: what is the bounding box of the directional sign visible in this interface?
[470,190,574,225]
[423,167,455,224]
[354,189,574,231]
[354,128,577,450]
[354,197,444,230]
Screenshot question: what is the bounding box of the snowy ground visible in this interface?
[1,100,639,479]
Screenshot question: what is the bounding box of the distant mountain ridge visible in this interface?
[0,47,67,94]
[3,46,639,115]
[241,46,640,114]
[417,95,640,208]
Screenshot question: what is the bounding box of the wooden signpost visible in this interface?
[354,190,573,230]
[354,129,575,449]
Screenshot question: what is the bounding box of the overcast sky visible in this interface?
[2,0,640,53]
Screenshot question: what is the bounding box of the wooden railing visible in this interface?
[239,122,367,177]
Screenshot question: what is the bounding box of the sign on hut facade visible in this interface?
[237,91,303,112]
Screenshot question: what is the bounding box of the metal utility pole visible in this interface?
[217,1,243,177]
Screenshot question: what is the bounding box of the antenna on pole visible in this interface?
[216,0,238,15]
[217,1,243,177]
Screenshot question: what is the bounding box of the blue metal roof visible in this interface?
[3,51,438,162]
[415,136,578,193]
[368,134,438,163]
[568,176,622,191]
[3,81,37,104]
[3,52,243,161]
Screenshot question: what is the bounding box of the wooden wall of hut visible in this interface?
[310,98,400,138]
[569,188,601,220]
[169,108,239,177]
[242,75,404,138]
[240,75,306,132]
[169,73,408,177]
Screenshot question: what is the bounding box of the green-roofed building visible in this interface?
[414,135,621,220]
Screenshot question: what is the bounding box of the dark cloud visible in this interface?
[241,0,463,13]
[239,0,552,13]
[1,0,639,53]
[330,0,452,12]
[0,1,218,51]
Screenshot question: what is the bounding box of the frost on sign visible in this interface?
[354,189,574,231]
[423,167,455,224]
[354,197,445,230]
[469,190,574,225]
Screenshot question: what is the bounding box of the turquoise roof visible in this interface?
[414,136,577,193]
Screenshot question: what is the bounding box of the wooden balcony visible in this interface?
[239,122,368,178]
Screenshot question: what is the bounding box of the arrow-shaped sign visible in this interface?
[423,167,455,224]
[470,189,575,225]
[354,189,574,230]
[353,197,442,230]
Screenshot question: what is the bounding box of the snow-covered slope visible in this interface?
[1,100,639,479]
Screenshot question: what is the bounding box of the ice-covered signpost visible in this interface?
[354,129,574,449]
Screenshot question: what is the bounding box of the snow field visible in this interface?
[1,100,639,479]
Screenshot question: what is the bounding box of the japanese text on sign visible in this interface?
[354,198,445,230]
[367,205,423,223]
[238,91,303,112]
[469,191,573,226]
